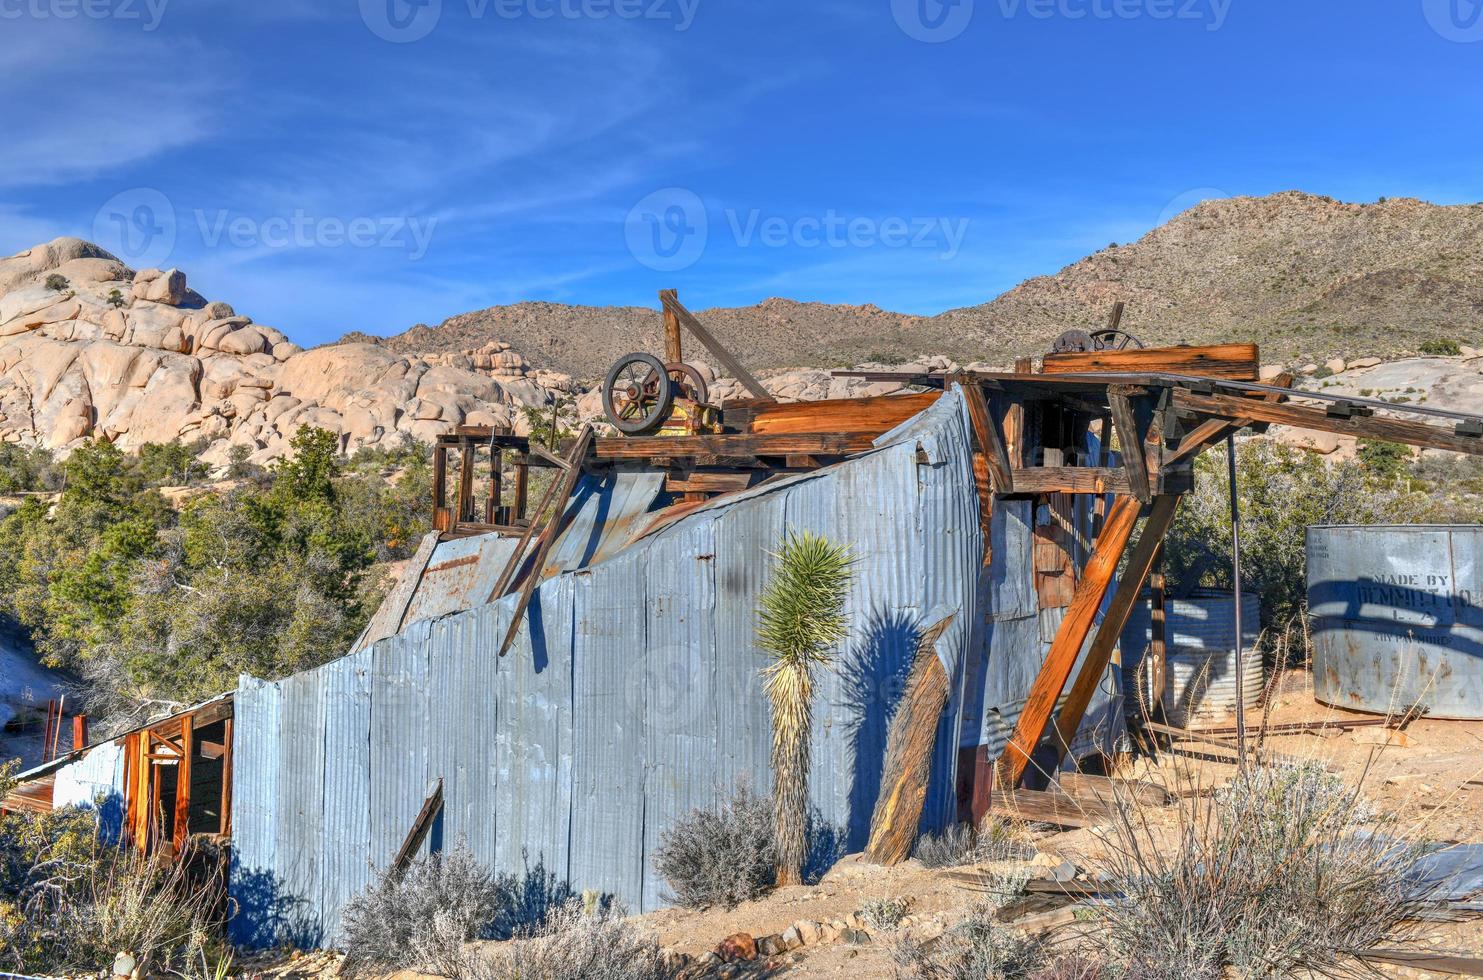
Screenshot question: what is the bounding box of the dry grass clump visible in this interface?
[340,844,511,977]
[462,900,679,980]
[1089,759,1428,980]
[653,782,777,909]
[861,895,909,931]
[0,808,227,977]
[891,899,1047,979]
[915,817,1037,869]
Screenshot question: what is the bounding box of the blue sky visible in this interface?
[2,0,1480,346]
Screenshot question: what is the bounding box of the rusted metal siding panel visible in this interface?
[401,534,520,629]
[569,548,650,906]
[1309,525,1483,720]
[370,621,432,873]
[319,649,372,944]
[543,471,666,577]
[228,675,280,948]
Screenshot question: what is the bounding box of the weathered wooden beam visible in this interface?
[220,717,233,837]
[661,294,774,402]
[1055,771,1170,808]
[172,715,193,855]
[865,615,956,865]
[663,470,760,494]
[997,495,1142,788]
[1174,389,1483,456]
[594,432,878,459]
[1043,343,1260,380]
[659,288,684,363]
[1167,374,1294,465]
[741,391,941,436]
[1050,495,1181,766]
[498,426,595,657]
[487,440,586,607]
[960,379,1013,493]
[1007,467,1131,495]
[991,787,1113,829]
[1107,388,1151,504]
[390,778,444,881]
[1353,949,1483,977]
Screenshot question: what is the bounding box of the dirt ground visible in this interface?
[245,671,1483,979]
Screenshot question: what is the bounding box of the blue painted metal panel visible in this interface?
[229,676,281,948]
[319,650,372,944]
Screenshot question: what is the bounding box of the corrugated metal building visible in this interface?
[228,387,1126,947]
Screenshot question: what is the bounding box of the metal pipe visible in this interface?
[1226,432,1247,767]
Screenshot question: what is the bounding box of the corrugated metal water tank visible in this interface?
[1307,525,1483,720]
[1121,590,1263,726]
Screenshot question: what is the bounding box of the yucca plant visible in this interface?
[756,529,853,886]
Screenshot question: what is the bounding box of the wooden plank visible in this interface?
[457,439,476,525]
[1050,494,1180,767]
[991,787,1112,829]
[172,715,193,854]
[1009,467,1132,495]
[744,391,941,435]
[865,615,957,865]
[663,470,759,494]
[960,380,1012,492]
[390,778,444,881]
[594,431,878,459]
[1107,389,1151,503]
[662,294,774,402]
[1167,374,1294,465]
[1353,950,1483,976]
[1043,343,1260,380]
[486,432,591,606]
[1174,390,1483,456]
[1055,772,1170,808]
[219,718,233,837]
[998,495,1142,788]
[660,288,683,363]
[497,426,595,657]
[1148,543,1167,718]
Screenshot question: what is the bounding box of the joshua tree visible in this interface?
[757,529,853,886]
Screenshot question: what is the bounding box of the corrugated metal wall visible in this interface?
[229,388,1125,947]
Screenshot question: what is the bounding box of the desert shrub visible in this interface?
[107,288,126,308]
[653,782,776,909]
[1088,761,1424,980]
[43,274,68,292]
[892,900,1046,979]
[1420,338,1461,356]
[974,816,1037,863]
[914,822,977,868]
[341,845,508,976]
[867,351,909,366]
[1357,438,1412,482]
[0,810,226,975]
[862,895,909,931]
[0,445,59,493]
[463,900,677,980]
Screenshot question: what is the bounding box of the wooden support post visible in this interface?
[960,378,1013,493]
[457,439,476,526]
[1049,495,1181,767]
[660,288,684,363]
[998,495,1142,788]
[220,717,233,837]
[173,715,193,855]
[390,778,444,880]
[514,453,529,521]
[431,444,449,532]
[1108,388,1151,504]
[487,444,503,524]
[661,293,774,402]
[864,615,956,865]
[497,426,595,657]
[72,714,87,751]
[1148,543,1168,719]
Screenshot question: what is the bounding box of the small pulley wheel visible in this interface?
[603,352,675,435]
[1089,328,1144,351]
[664,362,709,405]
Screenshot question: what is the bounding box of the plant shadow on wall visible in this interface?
[1161,438,1483,668]
[0,428,432,731]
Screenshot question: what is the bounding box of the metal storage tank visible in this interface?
[1120,589,1263,727]
[1307,525,1483,720]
